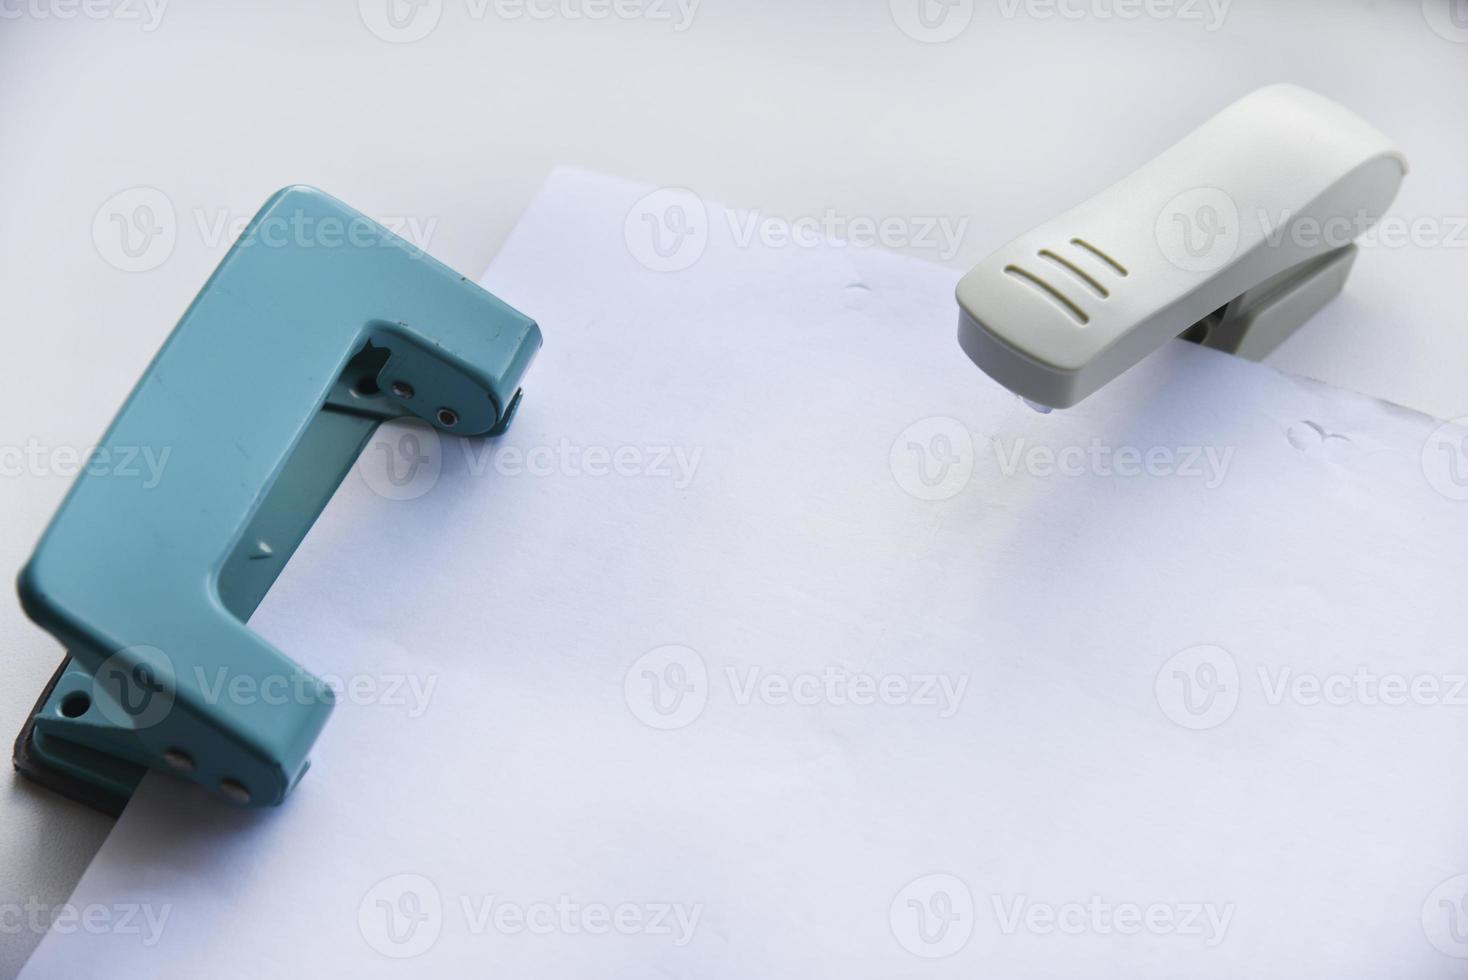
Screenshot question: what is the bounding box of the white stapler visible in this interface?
[956,84,1407,409]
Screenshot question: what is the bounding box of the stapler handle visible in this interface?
[956,84,1407,408]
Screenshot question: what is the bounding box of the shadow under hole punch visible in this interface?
[13,186,541,812]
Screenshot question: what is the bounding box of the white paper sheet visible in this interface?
[21,169,1468,979]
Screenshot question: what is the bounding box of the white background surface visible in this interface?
[22,168,1468,979]
[0,1,1464,974]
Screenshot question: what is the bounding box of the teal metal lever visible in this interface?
[14,186,541,811]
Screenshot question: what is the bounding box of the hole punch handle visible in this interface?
[15,186,541,809]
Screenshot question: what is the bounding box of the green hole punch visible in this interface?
[13,186,541,813]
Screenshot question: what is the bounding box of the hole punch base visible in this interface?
[13,657,135,817]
